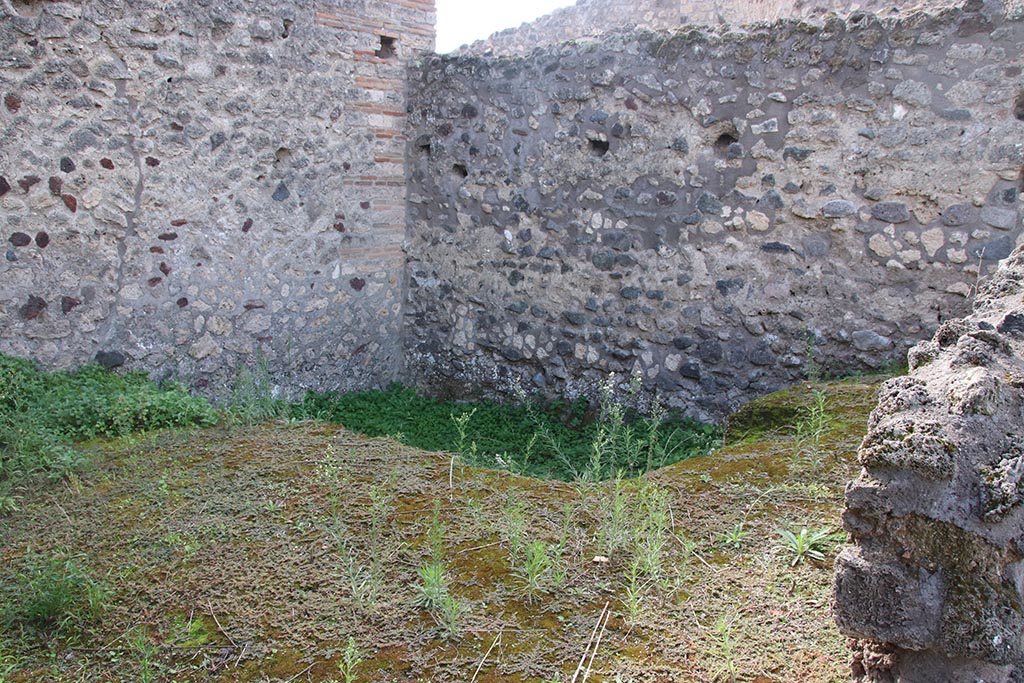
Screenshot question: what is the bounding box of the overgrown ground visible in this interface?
[0,376,882,683]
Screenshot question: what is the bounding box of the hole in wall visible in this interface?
[274,147,292,165]
[589,138,610,157]
[376,36,397,60]
[282,18,293,39]
[414,135,431,156]
[713,132,739,157]
[451,163,468,179]
[1014,91,1024,121]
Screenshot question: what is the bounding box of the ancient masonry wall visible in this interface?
[0,0,434,395]
[834,241,1024,681]
[456,0,1004,58]
[404,3,1024,420]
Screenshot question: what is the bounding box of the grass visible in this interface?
[0,548,106,639]
[293,383,721,481]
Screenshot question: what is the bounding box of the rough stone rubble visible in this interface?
[834,241,1024,682]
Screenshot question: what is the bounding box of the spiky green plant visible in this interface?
[778,526,841,566]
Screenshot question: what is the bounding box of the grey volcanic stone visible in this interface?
[822,199,857,218]
[852,329,893,351]
[95,350,126,369]
[871,202,912,224]
[980,206,1018,230]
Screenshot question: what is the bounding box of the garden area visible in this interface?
[0,354,881,682]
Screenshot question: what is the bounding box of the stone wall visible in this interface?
[0,0,434,396]
[834,241,1024,682]
[456,0,994,58]
[404,2,1024,420]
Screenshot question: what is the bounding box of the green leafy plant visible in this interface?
[336,636,362,683]
[415,561,449,610]
[0,353,217,487]
[517,541,552,602]
[435,593,465,640]
[778,526,841,566]
[717,522,748,551]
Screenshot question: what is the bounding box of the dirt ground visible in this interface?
[0,378,882,682]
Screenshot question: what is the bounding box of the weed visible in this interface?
[415,561,449,610]
[0,483,19,515]
[517,541,552,602]
[633,482,670,584]
[293,383,719,481]
[368,483,394,547]
[717,522,748,551]
[778,526,842,566]
[341,551,383,609]
[709,612,738,683]
[426,498,446,563]
[621,557,648,624]
[804,330,822,384]
[597,473,631,556]
[549,504,573,590]
[501,492,528,568]
[791,388,830,468]
[1,549,107,638]
[229,355,283,425]
[0,638,20,681]
[336,636,362,683]
[317,443,346,487]
[129,627,161,683]
[451,407,478,462]
[435,593,465,640]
